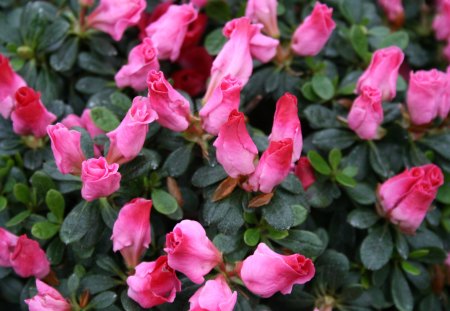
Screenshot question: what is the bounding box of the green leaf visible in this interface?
[380,31,409,49]
[205,0,231,22]
[68,273,80,293]
[0,196,7,212]
[203,190,245,234]
[312,75,335,101]
[244,228,260,246]
[162,144,193,177]
[50,37,79,72]
[76,77,111,95]
[6,210,32,227]
[262,191,294,230]
[369,142,389,178]
[45,189,65,222]
[401,261,421,276]
[266,227,289,240]
[90,106,120,132]
[38,19,70,52]
[99,199,118,229]
[280,173,303,194]
[31,221,59,239]
[276,230,324,258]
[152,189,178,215]
[437,181,450,204]
[292,204,308,226]
[306,181,340,208]
[360,226,393,270]
[204,28,227,55]
[78,52,116,75]
[46,238,65,265]
[350,25,369,60]
[313,129,356,151]
[60,201,95,244]
[13,183,31,204]
[31,171,56,198]
[192,165,227,188]
[89,291,117,309]
[391,267,414,311]
[303,105,339,129]
[335,171,357,188]
[344,183,376,205]
[347,208,379,229]
[120,149,161,182]
[308,150,331,175]
[301,82,320,101]
[328,148,342,170]
[81,275,117,295]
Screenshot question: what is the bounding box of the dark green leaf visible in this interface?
[276,230,324,258]
[78,52,116,75]
[120,149,161,182]
[303,105,339,129]
[6,210,32,227]
[89,291,117,309]
[45,189,65,221]
[380,31,409,49]
[347,208,379,229]
[391,267,414,311]
[204,28,227,55]
[360,226,393,270]
[313,129,356,151]
[13,183,31,204]
[262,191,294,230]
[60,202,95,244]
[345,183,376,205]
[350,25,369,60]
[162,144,193,177]
[50,37,79,72]
[192,165,227,188]
[205,0,231,22]
[312,75,335,100]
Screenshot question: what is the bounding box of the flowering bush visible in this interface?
[1,0,450,310]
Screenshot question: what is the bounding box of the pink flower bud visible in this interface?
[0,227,18,267]
[269,93,302,162]
[11,87,56,138]
[200,75,242,135]
[47,123,86,175]
[246,139,294,193]
[294,157,316,190]
[61,114,83,129]
[147,70,191,132]
[0,54,26,119]
[25,280,71,311]
[115,38,160,91]
[439,70,450,119]
[378,0,404,23]
[10,235,50,279]
[164,220,222,284]
[433,0,450,41]
[291,2,336,57]
[111,198,152,268]
[87,0,146,41]
[240,243,315,298]
[106,96,157,165]
[189,275,237,311]
[81,157,121,201]
[245,0,280,37]
[407,69,447,125]
[249,25,279,63]
[213,110,258,178]
[146,4,198,61]
[81,109,105,138]
[127,256,181,308]
[378,164,444,234]
[348,86,383,140]
[356,46,404,101]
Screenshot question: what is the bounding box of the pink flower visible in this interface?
[189,275,237,311]
[249,25,279,63]
[112,198,152,268]
[81,157,121,201]
[0,227,18,267]
[356,46,404,101]
[378,0,404,23]
[348,86,383,140]
[291,2,336,57]
[10,235,50,279]
[61,114,83,129]
[25,280,70,311]
[378,164,444,234]
[246,139,294,193]
[269,93,302,162]
[294,157,316,190]
[213,110,258,178]
[115,38,160,91]
[0,54,26,119]
[439,69,450,119]
[433,0,450,41]
[240,243,315,298]
[147,70,191,132]
[47,123,86,175]
[106,96,157,165]
[164,220,222,284]
[407,69,447,125]
[145,4,198,61]
[127,256,181,308]
[11,87,56,138]
[245,0,279,37]
[190,0,207,8]
[200,75,242,135]
[87,0,146,41]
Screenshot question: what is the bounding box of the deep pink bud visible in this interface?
[164,220,222,284]
[115,38,160,91]
[25,280,71,311]
[189,275,237,311]
[10,235,50,279]
[240,243,315,298]
[147,70,191,132]
[200,75,242,135]
[294,157,316,190]
[378,0,404,23]
[86,0,146,41]
[213,110,258,178]
[433,0,450,41]
[0,54,26,118]
[112,198,152,268]
[106,96,157,165]
[348,86,383,140]
[245,0,280,37]
[356,46,404,101]
[0,227,18,267]
[81,157,121,201]
[11,87,56,138]
[291,2,336,56]
[127,256,181,308]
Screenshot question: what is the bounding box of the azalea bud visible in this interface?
[291,2,336,57]
[0,54,26,119]
[147,70,191,132]
[249,25,279,63]
[348,86,383,140]
[115,38,160,91]
[189,275,237,311]
[47,123,86,175]
[378,164,444,234]
[10,235,50,279]
[86,0,146,41]
[111,198,152,268]
[294,157,316,190]
[213,110,258,178]
[11,87,56,138]
[245,0,280,37]
[81,157,121,202]
[127,256,181,308]
[106,96,157,165]
[25,280,71,311]
[433,0,450,41]
[356,46,404,101]
[240,243,315,298]
[378,0,404,23]
[164,220,222,284]
[0,227,18,267]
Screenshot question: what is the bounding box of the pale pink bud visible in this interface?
[378,0,404,23]
[433,0,450,41]
[189,275,237,311]
[25,280,71,311]
[245,0,280,37]
[81,157,121,201]
[0,227,18,267]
